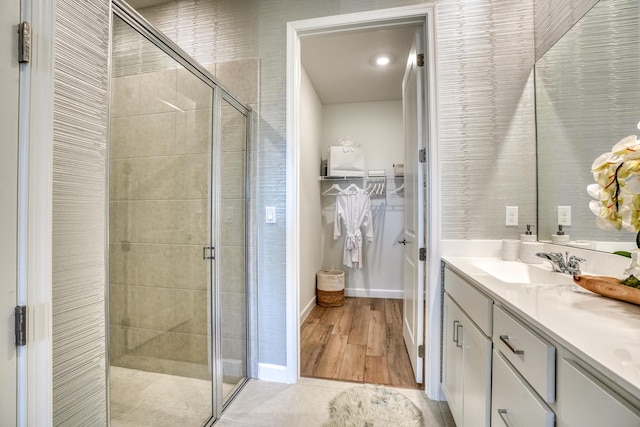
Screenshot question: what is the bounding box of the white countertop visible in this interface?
[443,256,640,400]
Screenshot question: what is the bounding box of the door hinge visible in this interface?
[417,53,425,67]
[202,246,215,260]
[419,148,426,163]
[418,344,425,358]
[15,305,26,347]
[18,22,31,64]
[419,248,426,261]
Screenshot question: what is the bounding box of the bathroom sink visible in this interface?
[471,259,575,285]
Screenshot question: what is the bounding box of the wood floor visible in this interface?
[301,297,420,389]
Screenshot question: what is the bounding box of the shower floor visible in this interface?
[110,366,236,426]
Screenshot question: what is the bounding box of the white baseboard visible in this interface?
[345,288,403,299]
[300,297,316,322]
[258,363,289,383]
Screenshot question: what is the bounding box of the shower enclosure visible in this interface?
[108,2,251,424]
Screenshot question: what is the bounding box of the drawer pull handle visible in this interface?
[453,320,459,343]
[456,323,463,347]
[499,335,524,355]
[497,409,511,426]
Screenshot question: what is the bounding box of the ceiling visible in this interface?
[301,25,419,105]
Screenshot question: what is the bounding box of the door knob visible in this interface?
[398,239,406,245]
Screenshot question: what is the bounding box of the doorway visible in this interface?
[287,5,440,396]
[108,2,252,424]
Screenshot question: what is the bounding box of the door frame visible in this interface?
[17,0,56,425]
[285,4,443,398]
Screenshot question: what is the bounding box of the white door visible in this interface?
[402,29,426,384]
[1,0,21,425]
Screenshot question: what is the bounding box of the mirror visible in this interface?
[536,0,640,252]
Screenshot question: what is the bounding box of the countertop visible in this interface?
[442,256,640,401]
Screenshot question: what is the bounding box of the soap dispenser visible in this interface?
[520,224,536,242]
[551,225,570,244]
[520,224,543,264]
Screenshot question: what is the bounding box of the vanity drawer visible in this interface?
[493,305,556,402]
[491,350,554,427]
[444,268,492,336]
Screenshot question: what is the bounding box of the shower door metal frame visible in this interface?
[109,1,254,424]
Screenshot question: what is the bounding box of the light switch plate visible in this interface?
[265,206,276,224]
[505,206,518,226]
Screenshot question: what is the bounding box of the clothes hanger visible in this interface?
[389,183,404,196]
[322,183,347,195]
[345,183,362,193]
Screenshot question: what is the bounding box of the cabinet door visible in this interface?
[462,311,492,427]
[442,294,464,426]
[557,358,640,427]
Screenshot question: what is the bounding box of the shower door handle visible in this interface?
[203,246,215,260]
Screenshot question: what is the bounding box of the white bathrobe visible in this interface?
[333,185,374,269]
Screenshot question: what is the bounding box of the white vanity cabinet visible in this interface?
[442,258,640,427]
[442,268,492,427]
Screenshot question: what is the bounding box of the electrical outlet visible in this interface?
[505,206,518,226]
[558,206,571,226]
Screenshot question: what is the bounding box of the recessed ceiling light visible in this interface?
[375,56,390,66]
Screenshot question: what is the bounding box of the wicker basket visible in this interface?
[317,289,345,307]
[317,269,345,307]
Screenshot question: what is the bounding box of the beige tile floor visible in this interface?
[110,366,236,426]
[215,377,455,427]
[109,367,454,427]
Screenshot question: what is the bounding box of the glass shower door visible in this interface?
[109,15,215,426]
[217,99,249,406]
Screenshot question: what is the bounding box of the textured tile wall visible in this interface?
[52,0,110,424]
[536,0,640,243]
[534,0,599,59]
[437,0,537,239]
[132,0,539,366]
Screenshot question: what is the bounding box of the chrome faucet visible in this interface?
[535,251,585,276]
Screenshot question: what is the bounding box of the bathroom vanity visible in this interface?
[442,256,640,427]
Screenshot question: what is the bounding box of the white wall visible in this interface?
[320,101,405,298]
[299,68,324,320]
[322,101,404,176]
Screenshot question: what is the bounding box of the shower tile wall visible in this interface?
[109,67,213,379]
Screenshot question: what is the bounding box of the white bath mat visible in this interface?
[323,385,424,427]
